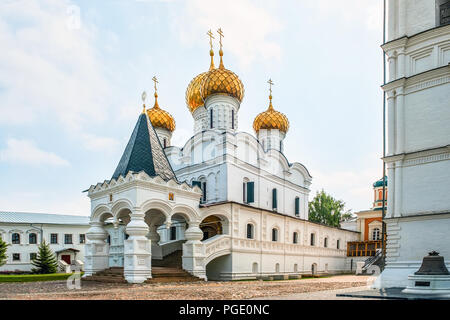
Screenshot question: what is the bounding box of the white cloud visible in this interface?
[0,138,70,167]
[0,0,111,138]
[173,0,283,68]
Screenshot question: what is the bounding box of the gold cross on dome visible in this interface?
[217,28,224,49]
[207,29,215,50]
[152,76,158,93]
[267,79,274,95]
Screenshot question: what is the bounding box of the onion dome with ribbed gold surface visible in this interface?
[200,47,244,103]
[185,33,217,114]
[146,91,176,132]
[253,89,289,134]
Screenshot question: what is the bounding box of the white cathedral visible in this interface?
[83,30,359,284]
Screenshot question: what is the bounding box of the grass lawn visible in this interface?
[0,273,84,282]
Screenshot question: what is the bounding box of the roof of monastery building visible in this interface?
[0,211,89,225]
[111,112,176,181]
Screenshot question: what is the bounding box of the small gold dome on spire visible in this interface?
[253,79,289,133]
[200,28,244,103]
[147,77,176,132]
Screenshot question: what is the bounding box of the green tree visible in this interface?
[31,240,58,274]
[308,189,352,228]
[0,236,9,267]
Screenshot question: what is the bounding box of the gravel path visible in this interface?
[0,275,372,300]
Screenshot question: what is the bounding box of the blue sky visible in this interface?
[0,0,384,216]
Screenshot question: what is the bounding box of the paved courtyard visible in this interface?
[0,275,376,300]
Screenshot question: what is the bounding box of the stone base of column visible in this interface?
[123,238,152,284]
[83,243,109,277]
[182,242,206,280]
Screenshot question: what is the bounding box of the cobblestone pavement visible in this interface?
[0,275,373,300]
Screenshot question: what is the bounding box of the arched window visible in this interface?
[272,188,277,210]
[337,239,341,250]
[275,263,280,273]
[246,224,254,239]
[29,233,37,244]
[372,228,381,240]
[231,109,235,129]
[272,228,278,242]
[294,264,298,272]
[252,262,258,273]
[210,108,213,129]
[293,232,298,244]
[12,233,20,244]
[310,233,315,246]
[324,237,328,248]
[294,197,300,216]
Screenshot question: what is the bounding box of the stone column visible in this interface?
[182,221,206,280]
[124,211,151,283]
[386,162,396,219]
[387,90,396,156]
[84,221,109,277]
[395,88,405,155]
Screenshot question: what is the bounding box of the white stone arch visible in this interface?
[91,204,113,222]
[200,208,231,234]
[368,220,383,240]
[275,263,280,273]
[292,229,301,244]
[141,199,172,220]
[111,199,134,217]
[170,204,201,224]
[311,263,318,275]
[252,262,259,273]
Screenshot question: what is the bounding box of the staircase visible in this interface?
[152,250,182,268]
[82,251,201,283]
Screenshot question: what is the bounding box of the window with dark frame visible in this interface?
[12,253,20,261]
[246,224,254,239]
[12,233,20,244]
[64,234,73,244]
[210,109,213,128]
[50,233,58,244]
[440,1,450,26]
[30,253,37,261]
[337,239,341,249]
[79,234,86,244]
[295,197,300,216]
[310,233,315,246]
[293,232,298,244]
[272,228,278,242]
[324,237,328,248]
[29,233,37,244]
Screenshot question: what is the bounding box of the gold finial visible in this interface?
[267,79,274,110]
[217,28,225,69]
[207,29,215,70]
[141,91,147,114]
[152,76,160,109]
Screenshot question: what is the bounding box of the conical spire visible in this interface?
[112,100,176,181]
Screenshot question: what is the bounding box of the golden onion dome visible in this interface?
[185,49,216,113]
[200,49,244,103]
[146,92,176,132]
[253,94,289,133]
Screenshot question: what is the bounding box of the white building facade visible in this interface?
[0,212,89,272]
[84,35,359,284]
[374,0,450,288]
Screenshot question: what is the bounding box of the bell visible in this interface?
[415,251,450,275]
